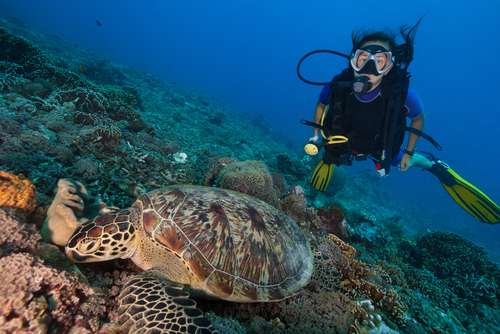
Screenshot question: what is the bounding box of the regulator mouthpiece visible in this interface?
[352,76,372,94]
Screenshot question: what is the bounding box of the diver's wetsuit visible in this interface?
[318,84,423,166]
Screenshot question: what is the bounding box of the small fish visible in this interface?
[96,19,103,27]
[79,64,86,73]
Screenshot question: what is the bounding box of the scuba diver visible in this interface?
[298,19,500,224]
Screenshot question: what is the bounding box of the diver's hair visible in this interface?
[351,17,423,66]
[395,17,423,67]
[351,30,397,52]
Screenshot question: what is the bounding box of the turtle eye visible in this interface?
[79,238,100,254]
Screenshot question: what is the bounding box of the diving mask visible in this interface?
[350,44,394,76]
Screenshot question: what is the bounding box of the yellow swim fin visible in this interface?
[428,160,500,224]
[311,159,334,192]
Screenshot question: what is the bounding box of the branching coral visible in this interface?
[73,123,122,151]
[73,110,99,125]
[56,88,107,114]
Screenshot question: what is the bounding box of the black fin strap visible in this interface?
[405,127,442,150]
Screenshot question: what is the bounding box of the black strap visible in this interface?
[405,126,442,150]
[300,119,326,131]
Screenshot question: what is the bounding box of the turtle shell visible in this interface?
[137,185,313,302]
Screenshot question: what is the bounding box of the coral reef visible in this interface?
[0,17,499,334]
[413,232,499,306]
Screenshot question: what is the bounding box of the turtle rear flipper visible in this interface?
[111,270,217,334]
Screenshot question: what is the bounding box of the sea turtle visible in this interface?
[62,184,313,333]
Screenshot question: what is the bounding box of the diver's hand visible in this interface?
[308,135,319,143]
[399,153,412,172]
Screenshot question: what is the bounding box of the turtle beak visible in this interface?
[66,249,92,262]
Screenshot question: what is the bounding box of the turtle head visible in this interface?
[65,212,138,263]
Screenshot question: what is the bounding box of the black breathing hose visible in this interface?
[296,49,350,86]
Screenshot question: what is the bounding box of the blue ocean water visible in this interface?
[1,0,498,259]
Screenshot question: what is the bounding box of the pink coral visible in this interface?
[0,208,40,254]
[0,253,106,333]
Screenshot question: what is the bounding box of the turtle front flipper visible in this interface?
[110,270,217,334]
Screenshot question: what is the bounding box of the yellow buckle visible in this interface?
[326,135,348,145]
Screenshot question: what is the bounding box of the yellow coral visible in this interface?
[0,171,36,214]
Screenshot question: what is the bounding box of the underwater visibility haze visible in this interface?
[0,0,499,333]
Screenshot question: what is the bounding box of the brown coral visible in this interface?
[280,185,320,230]
[0,171,37,214]
[318,204,349,239]
[317,235,407,321]
[0,252,105,333]
[215,160,280,207]
[203,157,237,186]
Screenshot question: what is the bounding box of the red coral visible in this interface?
[0,253,106,333]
